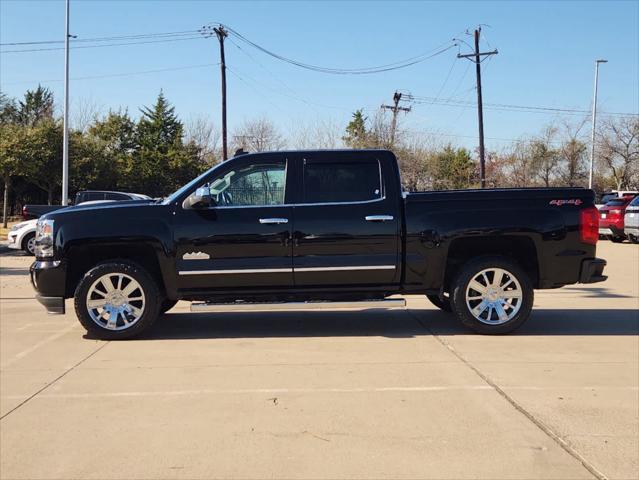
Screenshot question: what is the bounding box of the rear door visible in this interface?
[292,152,401,287]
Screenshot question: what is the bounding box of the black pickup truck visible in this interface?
[30,149,606,339]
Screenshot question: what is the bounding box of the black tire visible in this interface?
[451,256,534,335]
[426,294,452,312]
[629,234,639,244]
[21,232,36,256]
[160,299,178,314]
[610,235,625,243]
[74,261,161,340]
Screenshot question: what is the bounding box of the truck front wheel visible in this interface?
[451,256,534,335]
[74,261,161,340]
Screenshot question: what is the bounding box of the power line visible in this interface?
[212,24,458,75]
[0,35,203,54]
[0,30,200,47]
[406,95,638,117]
[1,63,219,86]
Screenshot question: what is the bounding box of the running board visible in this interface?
[190,298,406,313]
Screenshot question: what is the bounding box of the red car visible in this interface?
[599,196,635,242]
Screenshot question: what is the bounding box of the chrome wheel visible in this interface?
[465,267,523,325]
[86,273,145,331]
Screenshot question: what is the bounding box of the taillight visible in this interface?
[22,206,28,220]
[580,206,599,245]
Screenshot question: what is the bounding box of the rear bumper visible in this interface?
[30,260,67,314]
[624,225,638,236]
[579,258,607,284]
[599,225,624,236]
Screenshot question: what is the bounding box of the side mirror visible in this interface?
[183,187,214,209]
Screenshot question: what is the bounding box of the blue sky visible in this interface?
[1,0,637,151]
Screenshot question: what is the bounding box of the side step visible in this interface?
[190,298,406,313]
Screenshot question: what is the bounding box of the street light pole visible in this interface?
[61,0,70,205]
[589,59,607,189]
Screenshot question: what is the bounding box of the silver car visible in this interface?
[624,196,639,244]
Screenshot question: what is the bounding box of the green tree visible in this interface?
[86,110,137,190]
[0,92,19,124]
[432,145,476,190]
[343,110,369,148]
[0,123,30,226]
[26,120,63,204]
[132,92,204,196]
[17,85,54,127]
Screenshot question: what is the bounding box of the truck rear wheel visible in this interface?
[74,261,161,340]
[451,256,533,335]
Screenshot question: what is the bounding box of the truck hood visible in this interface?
[43,199,157,220]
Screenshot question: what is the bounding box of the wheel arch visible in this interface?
[444,235,540,290]
[64,240,171,298]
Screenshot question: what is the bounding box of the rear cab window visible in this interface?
[302,158,382,204]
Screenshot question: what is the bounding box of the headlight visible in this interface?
[35,219,54,257]
[10,222,27,231]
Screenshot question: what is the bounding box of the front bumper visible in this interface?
[30,260,67,314]
[7,232,20,249]
[579,258,607,284]
[35,295,65,314]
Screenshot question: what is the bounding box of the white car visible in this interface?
[6,200,118,256]
[7,219,38,255]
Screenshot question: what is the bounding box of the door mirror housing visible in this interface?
[183,187,214,209]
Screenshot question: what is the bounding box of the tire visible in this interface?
[610,235,625,243]
[629,234,639,244]
[160,299,178,314]
[426,294,452,312]
[451,256,534,335]
[74,261,161,340]
[21,232,36,256]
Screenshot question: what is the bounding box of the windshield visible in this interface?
[161,164,221,205]
[630,196,639,206]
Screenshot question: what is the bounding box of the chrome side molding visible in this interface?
[365,215,394,222]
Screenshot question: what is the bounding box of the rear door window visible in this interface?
[303,159,382,204]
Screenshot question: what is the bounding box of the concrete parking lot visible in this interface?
[1,242,637,479]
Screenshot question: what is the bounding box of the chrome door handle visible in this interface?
[365,215,394,222]
[259,218,289,225]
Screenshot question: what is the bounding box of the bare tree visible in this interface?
[71,97,103,133]
[557,120,588,187]
[289,118,343,149]
[502,140,538,187]
[232,117,286,153]
[185,115,221,164]
[598,117,639,190]
[530,126,559,187]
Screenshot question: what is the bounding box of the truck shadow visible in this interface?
[145,308,639,340]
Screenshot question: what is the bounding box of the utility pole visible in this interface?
[458,27,498,188]
[61,0,70,205]
[201,25,229,160]
[381,91,411,148]
[589,59,607,189]
[214,26,228,161]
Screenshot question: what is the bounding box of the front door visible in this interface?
[292,152,401,287]
[173,155,293,293]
